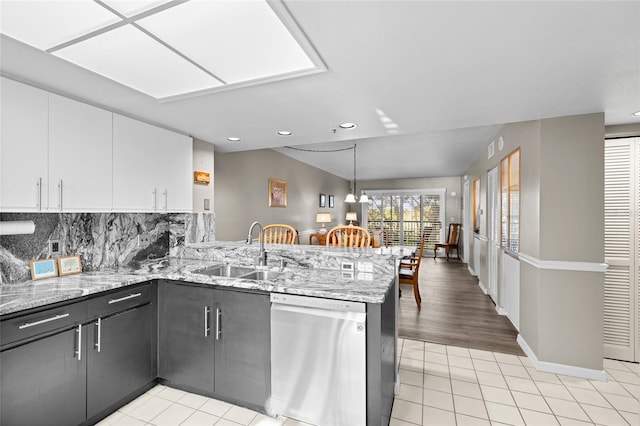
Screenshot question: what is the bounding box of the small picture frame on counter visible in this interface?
[30,258,58,280]
[58,255,82,276]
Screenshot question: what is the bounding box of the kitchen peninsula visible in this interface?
[0,242,400,426]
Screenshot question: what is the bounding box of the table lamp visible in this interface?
[316,213,332,234]
[346,212,357,226]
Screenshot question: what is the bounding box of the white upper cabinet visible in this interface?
[49,94,113,211]
[112,114,158,212]
[0,77,49,212]
[1,79,192,213]
[157,128,192,212]
[113,114,192,212]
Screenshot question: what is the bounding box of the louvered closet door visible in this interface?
[636,138,640,361]
[604,138,638,362]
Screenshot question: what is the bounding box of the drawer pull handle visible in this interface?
[204,306,210,337]
[76,324,82,361]
[216,308,221,341]
[95,318,101,352]
[108,293,142,304]
[19,313,70,329]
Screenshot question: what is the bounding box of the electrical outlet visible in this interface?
[137,233,151,247]
[340,260,354,272]
[48,239,61,256]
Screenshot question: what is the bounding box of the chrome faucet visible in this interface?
[246,221,267,266]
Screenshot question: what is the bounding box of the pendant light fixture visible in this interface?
[344,144,369,203]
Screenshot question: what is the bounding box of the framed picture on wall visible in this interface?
[329,195,335,208]
[269,178,287,208]
[319,193,326,208]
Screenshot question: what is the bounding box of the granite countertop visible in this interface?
[0,256,397,316]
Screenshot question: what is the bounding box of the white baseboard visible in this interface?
[496,306,508,316]
[517,335,606,381]
[468,265,476,276]
[478,280,488,294]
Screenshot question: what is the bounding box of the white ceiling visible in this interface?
[1,1,639,181]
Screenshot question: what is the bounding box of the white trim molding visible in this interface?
[496,306,508,316]
[473,233,488,242]
[517,335,606,381]
[468,265,476,276]
[478,280,488,295]
[519,253,608,273]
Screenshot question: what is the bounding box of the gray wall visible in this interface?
[605,123,640,138]
[214,149,349,241]
[465,113,605,372]
[193,139,215,213]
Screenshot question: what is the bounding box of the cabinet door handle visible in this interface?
[204,306,210,337]
[153,188,157,211]
[18,313,70,329]
[76,324,82,361]
[95,318,101,352]
[36,177,42,211]
[108,293,142,304]
[58,179,63,211]
[163,189,168,211]
[215,308,221,340]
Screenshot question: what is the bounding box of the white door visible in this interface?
[49,94,113,211]
[157,128,192,212]
[487,166,500,302]
[604,138,639,362]
[0,78,49,211]
[463,180,470,263]
[112,114,158,212]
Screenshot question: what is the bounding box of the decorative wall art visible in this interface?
[58,255,82,276]
[319,193,326,208]
[329,195,335,208]
[269,178,287,208]
[30,258,58,280]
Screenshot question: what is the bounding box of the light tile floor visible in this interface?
[97,338,640,426]
[393,338,640,426]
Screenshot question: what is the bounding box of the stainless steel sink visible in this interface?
[194,265,255,277]
[239,270,282,281]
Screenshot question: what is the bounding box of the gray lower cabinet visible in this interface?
[87,303,154,419]
[1,325,87,426]
[158,281,215,394]
[214,289,270,407]
[158,281,270,408]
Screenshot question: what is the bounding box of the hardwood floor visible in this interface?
[398,257,525,355]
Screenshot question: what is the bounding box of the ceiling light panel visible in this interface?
[53,24,223,98]
[101,0,173,18]
[137,0,316,84]
[0,0,120,50]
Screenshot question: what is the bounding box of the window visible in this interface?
[501,149,520,253]
[364,190,445,249]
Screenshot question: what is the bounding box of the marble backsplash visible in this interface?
[0,212,215,284]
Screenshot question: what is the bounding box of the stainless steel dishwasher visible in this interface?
[269,293,367,426]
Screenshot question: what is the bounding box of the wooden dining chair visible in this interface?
[261,224,297,244]
[434,223,461,261]
[325,226,371,248]
[371,229,389,248]
[399,230,428,309]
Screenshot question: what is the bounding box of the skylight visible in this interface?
[0,0,325,100]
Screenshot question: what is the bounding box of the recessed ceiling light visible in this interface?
[226,137,241,142]
[632,111,640,117]
[339,122,357,129]
[278,131,292,136]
